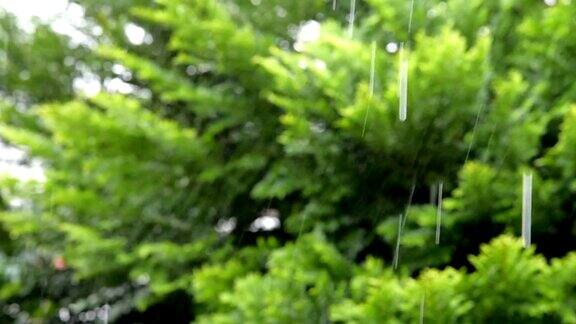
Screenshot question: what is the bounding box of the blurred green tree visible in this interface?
[1,0,576,322]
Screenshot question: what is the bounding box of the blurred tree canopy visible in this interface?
[1,0,576,322]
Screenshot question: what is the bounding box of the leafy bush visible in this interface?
[1,0,576,322]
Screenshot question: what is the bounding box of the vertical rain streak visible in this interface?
[419,291,425,324]
[347,0,357,37]
[369,41,377,98]
[401,182,416,229]
[333,0,337,10]
[399,43,408,122]
[362,41,377,137]
[522,172,533,248]
[435,181,443,245]
[393,213,404,270]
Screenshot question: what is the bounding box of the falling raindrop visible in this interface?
[522,172,532,248]
[393,213,404,270]
[464,45,492,165]
[369,41,377,98]
[402,182,416,229]
[398,0,415,122]
[347,0,356,37]
[464,105,486,164]
[332,0,337,10]
[386,42,399,54]
[435,181,443,245]
[398,43,408,122]
[420,291,425,324]
[361,42,377,137]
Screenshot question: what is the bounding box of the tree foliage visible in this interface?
[1,0,576,322]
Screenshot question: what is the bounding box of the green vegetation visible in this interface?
[1,0,576,322]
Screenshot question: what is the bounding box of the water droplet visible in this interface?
[522,172,533,248]
[398,43,409,122]
[386,42,399,53]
